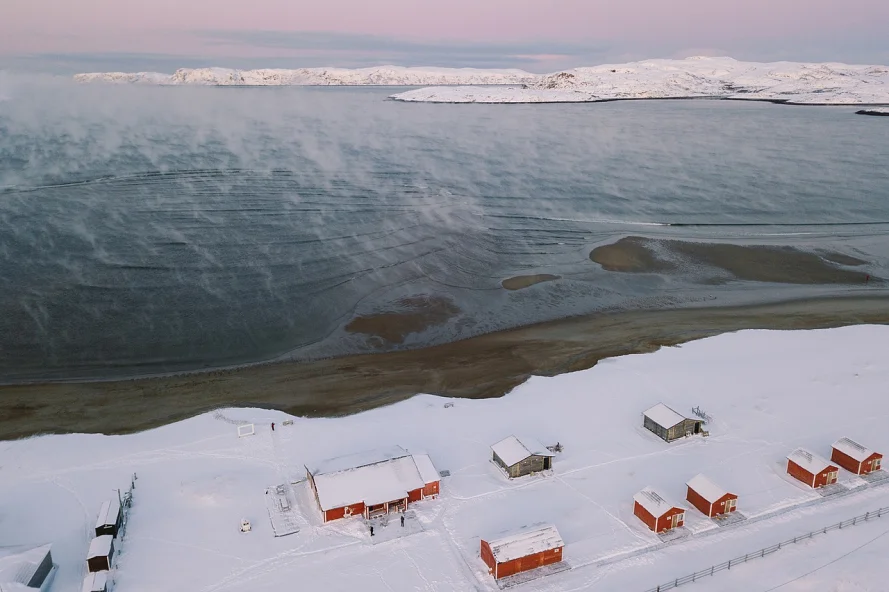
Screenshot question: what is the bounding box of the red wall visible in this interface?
[654,507,685,532]
[832,448,883,475]
[407,488,422,503]
[634,500,684,532]
[687,486,737,517]
[787,460,838,488]
[633,500,657,531]
[324,502,365,522]
[422,481,440,498]
[480,540,496,575]
[493,547,563,579]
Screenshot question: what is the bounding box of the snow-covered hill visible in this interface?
[390,57,889,105]
[73,65,537,86]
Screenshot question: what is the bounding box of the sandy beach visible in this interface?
[2,294,888,440]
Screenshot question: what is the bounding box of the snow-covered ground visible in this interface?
[72,65,537,86]
[390,57,889,105]
[2,325,889,591]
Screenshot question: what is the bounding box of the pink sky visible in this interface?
[2,0,888,64]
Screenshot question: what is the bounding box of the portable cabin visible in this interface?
[686,474,738,517]
[491,436,556,478]
[95,499,122,538]
[82,571,109,592]
[0,543,55,591]
[786,448,838,488]
[86,535,115,573]
[480,523,564,580]
[633,487,685,533]
[831,438,883,475]
[642,403,704,442]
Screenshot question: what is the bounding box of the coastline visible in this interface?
[2,293,888,441]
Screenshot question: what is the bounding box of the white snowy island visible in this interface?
[74,57,889,105]
[3,325,889,591]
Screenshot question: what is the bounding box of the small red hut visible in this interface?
[685,474,738,518]
[633,487,685,533]
[831,438,883,475]
[480,523,563,580]
[786,448,838,489]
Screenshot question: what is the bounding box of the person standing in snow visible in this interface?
[271,422,275,431]
[401,514,405,527]
[370,526,374,536]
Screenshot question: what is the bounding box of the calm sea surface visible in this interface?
[1,80,888,381]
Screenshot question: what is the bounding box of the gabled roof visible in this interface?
[95,500,120,529]
[686,474,731,503]
[833,438,879,463]
[643,403,689,429]
[309,445,410,476]
[484,523,563,563]
[787,448,835,475]
[634,487,682,517]
[412,453,440,485]
[87,535,113,559]
[491,435,554,467]
[82,571,108,592]
[0,544,52,588]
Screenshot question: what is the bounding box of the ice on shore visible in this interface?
[2,325,889,591]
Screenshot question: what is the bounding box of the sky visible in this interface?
[1,0,888,73]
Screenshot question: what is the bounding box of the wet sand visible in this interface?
[502,274,561,290]
[2,295,888,441]
[591,237,874,284]
[345,296,461,345]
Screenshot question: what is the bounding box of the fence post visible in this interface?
[728,559,732,570]
[711,566,714,576]
[853,517,857,525]
[745,554,749,562]
[761,549,765,557]
[778,542,782,549]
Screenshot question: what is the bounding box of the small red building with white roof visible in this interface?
[831,438,882,475]
[480,523,564,580]
[633,487,685,533]
[786,448,838,488]
[306,446,440,522]
[685,474,738,518]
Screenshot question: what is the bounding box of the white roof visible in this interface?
[95,500,120,528]
[643,403,688,428]
[311,451,438,511]
[310,445,410,475]
[686,474,730,502]
[87,535,113,559]
[485,523,563,563]
[0,544,52,587]
[491,435,554,467]
[634,487,681,517]
[833,438,877,463]
[82,571,108,592]
[787,448,835,474]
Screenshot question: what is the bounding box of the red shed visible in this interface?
[786,448,838,488]
[685,474,738,518]
[480,523,564,580]
[633,487,685,533]
[306,446,440,522]
[831,438,883,475]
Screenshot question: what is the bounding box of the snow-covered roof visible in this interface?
[0,544,52,588]
[491,435,554,467]
[634,487,681,517]
[87,535,113,559]
[485,523,564,563]
[832,438,878,462]
[95,500,120,528]
[686,474,730,503]
[310,451,438,511]
[412,453,440,485]
[787,448,835,474]
[310,445,410,476]
[643,403,688,429]
[82,571,108,592]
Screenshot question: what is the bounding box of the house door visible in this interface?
[874,458,882,471]
[827,471,838,484]
[724,499,736,512]
[671,513,683,528]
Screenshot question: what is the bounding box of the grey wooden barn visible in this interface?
[491,435,555,478]
[643,403,704,442]
[0,543,55,590]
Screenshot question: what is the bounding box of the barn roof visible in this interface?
[787,448,835,475]
[484,523,563,563]
[310,445,410,476]
[310,450,438,511]
[634,487,681,517]
[95,500,120,529]
[82,571,108,592]
[686,474,731,503]
[833,438,878,463]
[643,403,688,429]
[87,535,113,559]
[491,435,554,467]
[0,544,52,588]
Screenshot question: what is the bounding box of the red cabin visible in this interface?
[685,474,738,518]
[786,448,838,489]
[480,523,563,580]
[831,438,883,476]
[633,487,685,533]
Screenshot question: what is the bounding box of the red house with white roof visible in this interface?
[685,474,738,518]
[633,487,685,533]
[306,446,440,522]
[480,523,564,580]
[831,438,882,475]
[786,448,838,488]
